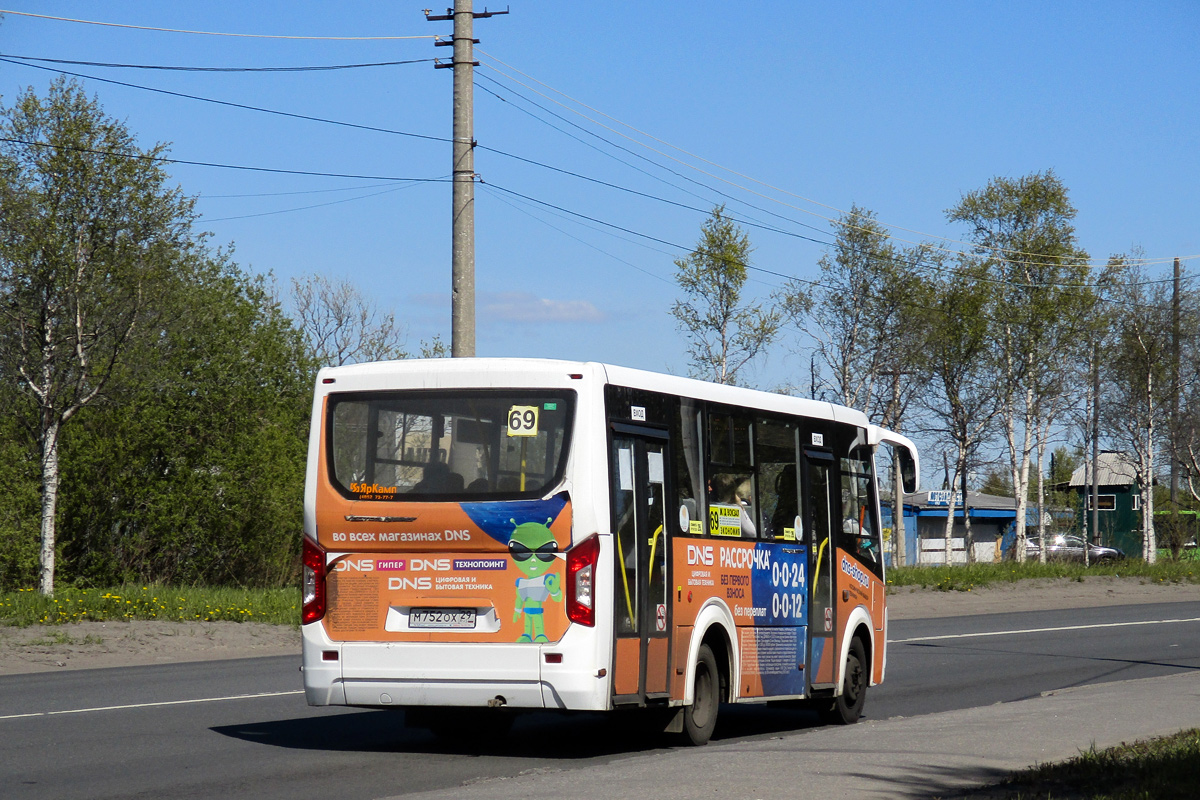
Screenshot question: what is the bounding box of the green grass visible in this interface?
[984,729,1200,799]
[887,559,1200,592]
[0,585,300,627]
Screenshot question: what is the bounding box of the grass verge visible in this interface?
[976,728,1200,799]
[0,585,299,627]
[887,559,1200,592]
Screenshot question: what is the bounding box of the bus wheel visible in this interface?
[683,643,719,745]
[821,636,867,725]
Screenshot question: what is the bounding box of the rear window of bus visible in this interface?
[327,390,575,501]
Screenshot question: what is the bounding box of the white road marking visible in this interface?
[0,690,304,720]
[891,616,1200,644]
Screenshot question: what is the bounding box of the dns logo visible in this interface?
[687,544,713,566]
[333,558,373,572]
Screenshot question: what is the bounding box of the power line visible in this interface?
[203,183,397,199]
[203,179,441,222]
[475,49,1198,272]
[7,126,1164,321]
[10,55,1169,293]
[480,184,672,284]
[0,9,439,40]
[475,71,830,241]
[0,53,437,72]
[479,179,1190,318]
[3,60,1185,295]
[0,137,450,183]
[0,58,452,144]
[474,123,822,244]
[482,172,1174,294]
[4,57,822,249]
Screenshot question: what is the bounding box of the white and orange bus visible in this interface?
[301,359,918,744]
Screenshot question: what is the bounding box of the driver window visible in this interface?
[840,449,882,578]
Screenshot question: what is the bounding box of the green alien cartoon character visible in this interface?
[508,518,562,643]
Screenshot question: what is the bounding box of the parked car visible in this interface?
[1025,534,1125,563]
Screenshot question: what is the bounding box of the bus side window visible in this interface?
[676,399,704,534]
[755,419,799,540]
[840,450,883,577]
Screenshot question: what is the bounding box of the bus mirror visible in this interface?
[898,447,918,494]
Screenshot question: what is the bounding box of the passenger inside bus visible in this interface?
[708,473,756,537]
[841,487,877,566]
[413,462,465,494]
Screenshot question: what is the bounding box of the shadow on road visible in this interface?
[212,702,828,759]
[842,763,1014,799]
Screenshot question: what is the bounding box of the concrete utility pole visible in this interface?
[426,3,507,357]
[1091,340,1100,553]
[1171,256,1181,510]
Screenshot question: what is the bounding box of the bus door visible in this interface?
[609,424,671,704]
[804,448,837,689]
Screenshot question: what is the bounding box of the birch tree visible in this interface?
[922,260,1001,564]
[786,205,931,422]
[672,206,781,385]
[1103,257,1174,562]
[0,79,194,595]
[946,171,1092,562]
[782,205,933,564]
[290,273,408,367]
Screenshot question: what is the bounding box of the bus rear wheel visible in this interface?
[683,643,719,745]
[821,636,867,725]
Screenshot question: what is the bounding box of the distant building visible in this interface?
[907,490,1018,564]
[1068,451,1142,557]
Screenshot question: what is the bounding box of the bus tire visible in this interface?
[821,636,867,725]
[683,643,719,746]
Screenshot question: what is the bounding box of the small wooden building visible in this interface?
[1068,452,1142,557]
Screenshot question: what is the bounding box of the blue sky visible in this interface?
[2,2,1197,394]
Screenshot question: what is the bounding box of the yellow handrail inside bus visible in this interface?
[519,438,527,492]
[615,529,635,630]
[648,523,664,581]
[816,535,829,574]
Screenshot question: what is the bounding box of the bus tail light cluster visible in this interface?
[566,534,600,626]
[302,535,327,624]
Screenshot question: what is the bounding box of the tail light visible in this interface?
[302,535,327,624]
[566,534,600,626]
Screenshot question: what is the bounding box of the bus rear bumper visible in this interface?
[301,622,608,711]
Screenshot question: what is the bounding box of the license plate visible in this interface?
[410,608,476,629]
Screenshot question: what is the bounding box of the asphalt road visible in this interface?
[3,600,1198,800]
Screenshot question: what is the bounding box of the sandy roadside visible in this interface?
[1,577,1196,676]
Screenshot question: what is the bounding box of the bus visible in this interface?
[301,358,918,744]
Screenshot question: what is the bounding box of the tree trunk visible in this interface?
[1008,384,1035,564]
[1036,445,1046,540]
[942,465,957,566]
[1143,385,1157,563]
[961,465,974,564]
[39,417,61,596]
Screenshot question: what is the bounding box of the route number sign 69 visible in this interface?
[507,405,540,437]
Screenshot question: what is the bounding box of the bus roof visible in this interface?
[315,357,871,430]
